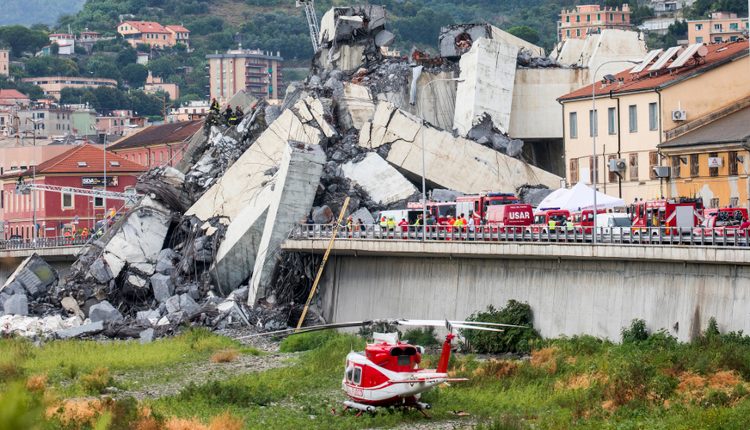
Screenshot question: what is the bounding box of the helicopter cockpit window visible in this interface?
[345,366,354,382]
[353,367,362,385]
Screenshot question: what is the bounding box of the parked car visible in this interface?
[595,213,632,241]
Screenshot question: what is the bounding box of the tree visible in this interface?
[116,47,138,68]
[121,63,149,88]
[24,56,79,77]
[128,90,164,116]
[0,26,49,57]
[507,25,541,45]
[85,54,122,81]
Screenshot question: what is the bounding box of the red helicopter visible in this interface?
[254,319,526,415]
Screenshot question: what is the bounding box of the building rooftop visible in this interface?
[0,89,30,100]
[119,21,170,34]
[659,106,750,149]
[559,40,749,102]
[108,120,202,150]
[1,144,146,178]
[207,48,284,61]
[166,25,190,33]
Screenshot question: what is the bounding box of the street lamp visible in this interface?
[25,117,43,241]
[591,59,641,244]
[416,76,464,241]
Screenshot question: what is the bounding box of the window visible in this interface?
[597,13,601,20]
[695,23,703,30]
[649,151,659,180]
[589,156,594,184]
[94,196,103,207]
[62,193,73,209]
[607,107,616,135]
[576,15,580,22]
[569,158,579,185]
[587,14,591,22]
[690,154,699,177]
[566,16,570,22]
[714,37,723,43]
[671,156,681,178]
[648,103,658,131]
[714,24,722,31]
[610,13,614,20]
[353,367,362,385]
[628,105,638,133]
[730,197,739,207]
[608,155,618,183]
[730,22,739,30]
[696,36,704,43]
[729,151,738,176]
[629,153,639,181]
[589,109,598,137]
[569,112,578,138]
[709,152,719,177]
[710,198,719,208]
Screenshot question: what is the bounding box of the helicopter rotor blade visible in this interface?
[450,323,504,333]
[394,319,527,329]
[235,320,373,340]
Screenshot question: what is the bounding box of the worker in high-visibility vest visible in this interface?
[386,217,396,232]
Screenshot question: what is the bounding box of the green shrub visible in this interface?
[463,301,541,354]
[702,390,730,408]
[80,367,113,394]
[402,327,439,346]
[621,319,649,343]
[178,379,281,407]
[279,330,336,353]
[0,383,44,430]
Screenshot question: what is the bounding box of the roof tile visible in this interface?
[108,121,202,150]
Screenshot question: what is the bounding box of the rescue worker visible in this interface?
[64,229,72,239]
[81,227,89,240]
[398,218,409,233]
[548,217,557,233]
[210,98,220,113]
[224,105,234,125]
[379,215,388,232]
[235,106,244,123]
[386,216,397,232]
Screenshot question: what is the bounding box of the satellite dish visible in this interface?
[603,74,617,83]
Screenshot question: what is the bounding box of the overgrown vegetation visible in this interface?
[464,300,541,354]
[4,321,750,428]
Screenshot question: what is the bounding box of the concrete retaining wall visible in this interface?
[319,254,750,342]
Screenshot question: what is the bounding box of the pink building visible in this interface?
[559,4,632,41]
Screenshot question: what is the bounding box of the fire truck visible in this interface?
[406,201,457,224]
[570,209,606,234]
[456,193,520,224]
[629,197,704,237]
[526,209,570,234]
[693,207,749,238]
[485,204,534,234]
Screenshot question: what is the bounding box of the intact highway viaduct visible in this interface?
[282,239,750,342]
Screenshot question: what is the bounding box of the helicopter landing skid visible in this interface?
[341,400,432,418]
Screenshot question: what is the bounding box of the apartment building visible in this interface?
[688,12,749,44]
[117,21,190,49]
[558,41,750,205]
[207,48,284,102]
[559,4,632,41]
[21,76,118,100]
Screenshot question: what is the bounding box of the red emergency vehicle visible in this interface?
[629,198,703,237]
[693,207,749,237]
[485,204,534,234]
[526,209,570,234]
[456,193,520,224]
[406,201,456,224]
[570,209,606,234]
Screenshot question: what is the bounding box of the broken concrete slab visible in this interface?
[439,23,544,58]
[4,294,28,316]
[342,153,418,205]
[186,101,329,222]
[454,37,519,136]
[136,309,161,326]
[155,249,177,274]
[61,296,84,319]
[102,197,171,279]
[350,207,375,225]
[249,143,326,304]
[337,84,376,131]
[318,5,386,45]
[88,258,112,284]
[211,184,273,295]
[139,328,155,344]
[227,89,257,112]
[89,300,123,323]
[360,102,562,192]
[165,294,199,316]
[150,273,175,303]
[55,321,103,339]
[1,254,58,298]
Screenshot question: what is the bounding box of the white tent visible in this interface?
[537,182,625,211]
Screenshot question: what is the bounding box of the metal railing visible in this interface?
[289,224,750,247]
[0,237,90,251]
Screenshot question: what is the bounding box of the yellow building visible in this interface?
[687,12,748,45]
[659,98,750,209]
[558,41,750,206]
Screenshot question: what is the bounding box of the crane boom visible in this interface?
[16,182,140,204]
[296,0,320,52]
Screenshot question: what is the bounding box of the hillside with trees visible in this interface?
[0,0,747,113]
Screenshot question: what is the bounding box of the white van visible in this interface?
[595,213,632,240]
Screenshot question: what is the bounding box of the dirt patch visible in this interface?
[555,372,607,391]
[473,359,519,379]
[114,351,296,400]
[709,370,742,390]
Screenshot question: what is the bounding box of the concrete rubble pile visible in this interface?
[4,5,577,339]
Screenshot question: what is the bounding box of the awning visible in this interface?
[538,182,625,211]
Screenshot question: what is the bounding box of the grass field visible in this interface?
[2,322,750,429]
